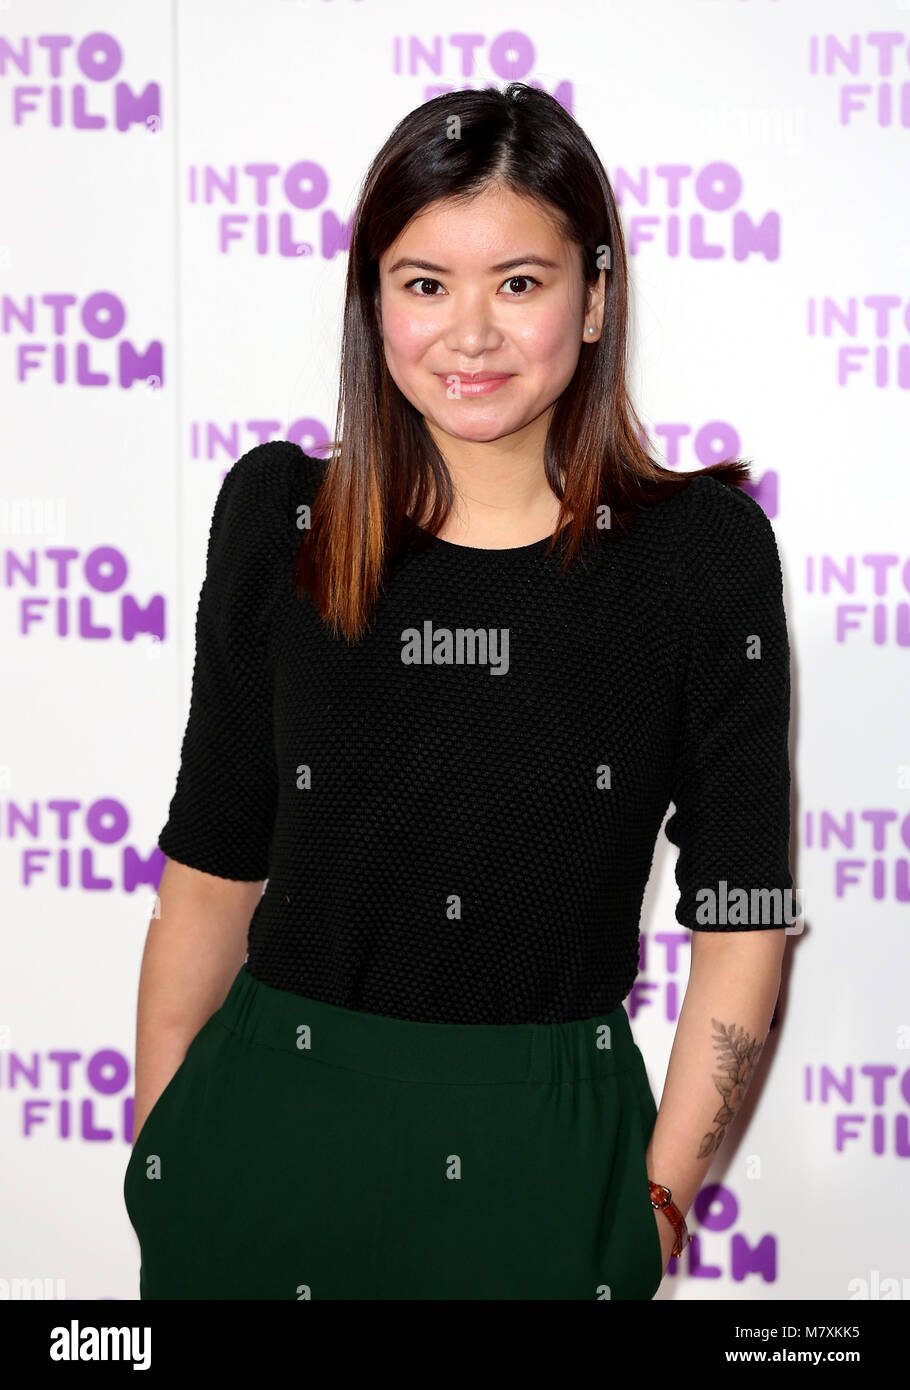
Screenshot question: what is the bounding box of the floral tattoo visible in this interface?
[698,1019,764,1158]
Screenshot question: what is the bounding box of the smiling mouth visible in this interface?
[434,371,514,396]
[436,372,513,382]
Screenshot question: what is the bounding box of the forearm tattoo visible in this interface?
[698,1019,764,1158]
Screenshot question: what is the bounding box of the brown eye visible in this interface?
[501,275,541,296]
[404,278,443,296]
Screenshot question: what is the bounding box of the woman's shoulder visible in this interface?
[622,469,776,555]
[675,469,776,531]
[212,440,327,555]
[666,471,786,612]
[221,438,325,508]
[656,470,782,575]
[199,442,326,625]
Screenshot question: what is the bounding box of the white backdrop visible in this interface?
[1,0,908,1302]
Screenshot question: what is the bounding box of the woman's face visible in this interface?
[376,184,603,449]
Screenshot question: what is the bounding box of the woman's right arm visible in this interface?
[134,447,292,1147]
[130,857,264,1149]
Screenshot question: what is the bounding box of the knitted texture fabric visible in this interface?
[158,440,794,1025]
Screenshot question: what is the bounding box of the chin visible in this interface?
[436,417,520,443]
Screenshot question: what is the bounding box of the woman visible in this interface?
[124,83,794,1300]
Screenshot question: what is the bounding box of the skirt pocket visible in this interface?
[122,1012,217,1230]
[621,1054,666,1298]
[636,1143,665,1294]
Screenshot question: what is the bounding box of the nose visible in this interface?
[442,292,504,359]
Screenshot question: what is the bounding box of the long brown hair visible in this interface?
[294,82,751,641]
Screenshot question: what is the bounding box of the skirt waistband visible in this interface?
[213,967,645,1086]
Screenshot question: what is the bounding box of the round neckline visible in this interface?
[408,519,565,558]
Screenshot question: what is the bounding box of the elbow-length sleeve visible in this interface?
[664,476,798,931]
[157,443,292,882]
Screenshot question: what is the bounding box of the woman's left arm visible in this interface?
[645,927,788,1269]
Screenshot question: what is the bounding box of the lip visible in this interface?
[434,371,514,397]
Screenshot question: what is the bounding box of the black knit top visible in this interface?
[157,440,794,1025]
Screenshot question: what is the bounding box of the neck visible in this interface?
[422,414,567,546]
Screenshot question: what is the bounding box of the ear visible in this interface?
[586,269,606,337]
[374,292,383,340]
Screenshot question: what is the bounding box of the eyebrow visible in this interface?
[386,255,561,275]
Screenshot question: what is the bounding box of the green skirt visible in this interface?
[124,966,663,1300]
